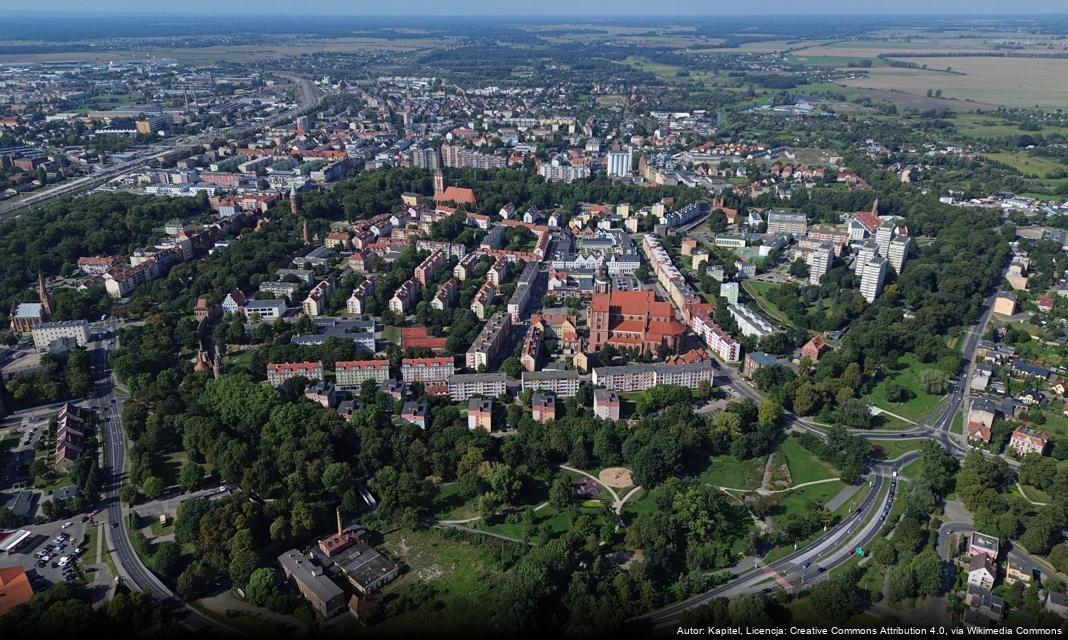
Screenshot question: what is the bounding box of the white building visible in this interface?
[860,255,887,303]
[606,148,633,177]
[806,243,834,285]
[728,304,777,338]
[32,320,90,351]
[888,235,910,274]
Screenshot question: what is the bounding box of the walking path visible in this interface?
[759,454,775,492]
[198,590,307,636]
[436,522,534,546]
[870,406,918,426]
[719,477,840,495]
[1016,482,1048,506]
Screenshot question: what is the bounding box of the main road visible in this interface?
[90,342,240,636]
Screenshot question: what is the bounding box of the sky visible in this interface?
[3,0,1067,16]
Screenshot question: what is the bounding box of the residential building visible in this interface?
[448,373,507,401]
[266,361,324,386]
[521,370,580,397]
[431,278,459,311]
[0,565,34,616]
[414,249,448,287]
[728,304,777,339]
[531,394,556,423]
[389,278,421,315]
[465,311,511,371]
[888,235,910,273]
[851,240,878,276]
[277,550,345,618]
[969,532,1000,560]
[765,211,807,236]
[400,402,429,429]
[689,311,742,362]
[592,361,716,393]
[401,357,455,385]
[31,320,90,351]
[467,398,493,431]
[346,278,375,315]
[1046,592,1068,619]
[800,335,828,362]
[303,280,335,317]
[720,281,739,306]
[1009,427,1048,456]
[335,360,390,388]
[805,243,834,285]
[743,352,779,379]
[859,255,887,303]
[993,291,1017,317]
[593,389,621,421]
[1005,554,1037,586]
[291,319,375,353]
[967,555,997,591]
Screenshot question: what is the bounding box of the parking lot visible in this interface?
[2,509,112,596]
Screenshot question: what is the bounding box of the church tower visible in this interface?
[433,169,445,196]
[290,186,300,215]
[302,219,311,245]
[37,273,53,319]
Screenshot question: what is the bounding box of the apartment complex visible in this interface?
[592,360,716,393]
[334,360,391,388]
[465,311,512,371]
[401,357,455,385]
[266,361,325,386]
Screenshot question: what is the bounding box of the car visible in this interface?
[946,529,953,535]
[111,522,118,528]
[61,521,72,528]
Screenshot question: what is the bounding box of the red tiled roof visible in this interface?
[0,565,33,616]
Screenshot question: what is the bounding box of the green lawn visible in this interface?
[1019,483,1051,504]
[985,152,1064,178]
[865,353,944,421]
[381,325,402,344]
[742,281,795,328]
[775,480,846,516]
[951,411,964,435]
[869,439,926,461]
[700,454,766,490]
[432,483,479,521]
[779,436,838,484]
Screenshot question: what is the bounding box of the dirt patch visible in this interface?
[599,467,634,488]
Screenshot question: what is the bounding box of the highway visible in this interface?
[90,343,239,636]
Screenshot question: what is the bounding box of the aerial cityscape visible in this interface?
[1,2,1068,637]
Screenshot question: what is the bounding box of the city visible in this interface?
[0,2,1068,637]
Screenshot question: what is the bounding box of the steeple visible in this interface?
[37,273,53,318]
[871,198,879,216]
[433,169,445,196]
[289,185,299,215]
[302,219,311,245]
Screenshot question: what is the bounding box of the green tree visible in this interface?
[142,475,165,500]
[911,549,945,597]
[228,548,260,589]
[549,472,573,510]
[179,463,203,492]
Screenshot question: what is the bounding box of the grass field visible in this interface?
[868,439,926,461]
[776,479,846,516]
[780,436,838,484]
[700,454,767,490]
[742,281,795,328]
[984,152,1064,178]
[865,353,943,422]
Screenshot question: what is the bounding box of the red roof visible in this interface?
[0,565,33,616]
[267,361,322,374]
[335,359,389,372]
[402,357,454,368]
[433,186,478,206]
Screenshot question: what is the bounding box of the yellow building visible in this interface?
[992,292,1017,317]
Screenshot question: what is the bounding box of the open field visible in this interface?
[984,152,1065,178]
[839,57,1068,108]
[865,353,943,422]
[700,454,766,490]
[780,436,838,485]
[869,439,926,461]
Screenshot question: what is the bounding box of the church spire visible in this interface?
[37,272,53,318]
[302,219,311,245]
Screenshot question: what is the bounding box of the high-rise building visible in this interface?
[806,243,834,285]
[408,147,441,170]
[874,221,895,257]
[606,148,633,177]
[860,255,887,303]
[720,281,739,306]
[852,239,878,276]
[888,235,910,274]
[766,211,808,237]
[294,115,310,136]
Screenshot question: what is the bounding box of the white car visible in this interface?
[57,556,70,567]
[61,522,73,529]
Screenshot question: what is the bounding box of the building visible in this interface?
[335,360,390,388]
[303,280,336,317]
[874,221,895,257]
[800,335,828,362]
[291,319,376,353]
[347,278,375,315]
[531,394,556,423]
[606,148,633,177]
[805,243,834,285]
[31,320,90,351]
[448,373,507,401]
[765,211,807,236]
[389,279,422,315]
[689,312,742,363]
[588,290,686,355]
[1009,426,1048,456]
[728,304,777,339]
[242,299,287,320]
[431,278,459,311]
[969,532,999,560]
[266,361,324,386]
[401,357,455,385]
[277,550,345,618]
[592,361,716,393]
[993,292,1017,317]
[465,311,511,371]
[743,352,779,379]
[966,421,993,444]
[468,399,493,431]
[400,402,429,429]
[1046,592,1068,619]
[593,389,620,421]
[414,250,448,287]
[0,565,34,616]
[720,281,739,306]
[859,255,887,303]
[967,555,997,591]
[888,235,910,274]
[1005,554,1037,586]
[521,370,580,397]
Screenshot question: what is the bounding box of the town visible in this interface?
[1,6,1068,638]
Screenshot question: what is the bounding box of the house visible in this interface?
[593,389,620,421]
[966,586,1005,621]
[531,394,556,424]
[400,402,429,430]
[1009,426,1048,456]
[1038,296,1055,313]
[968,398,998,429]
[966,421,992,445]
[1005,554,1037,586]
[971,363,993,392]
[743,352,779,379]
[969,532,999,560]
[967,555,997,590]
[221,289,247,314]
[0,565,34,616]
[1050,379,1067,396]
[1017,388,1044,405]
[467,399,493,431]
[1045,591,1068,619]
[799,335,828,362]
[1011,359,1051,380]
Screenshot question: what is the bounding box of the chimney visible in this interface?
[336,507,343,536]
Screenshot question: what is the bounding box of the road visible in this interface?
[637,269,1005,627]
[90,345,239,635]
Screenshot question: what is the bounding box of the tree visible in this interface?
[549,472,573,510]
[152,541,183,579]
[887,565,916,602]
[176,561,213,600]
[788,258,809,279]
[1019,454,1058,492]
[142,475,165,501]
[837,398,871,429]
[179,463,203,492]
[793,383,819,416]
[246,567,283,608]
[919,442,959,497]
[884,381,914,404]
[757,399,782,427]
[900,480,937,520]
[918,369,948,395]
[119,484,140,505]
[871,537,897,566]
[478,491,502,521]
[727,594,771,626]
[911,549,945,597]
[229,548,260,588]
[808,568,864,621]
